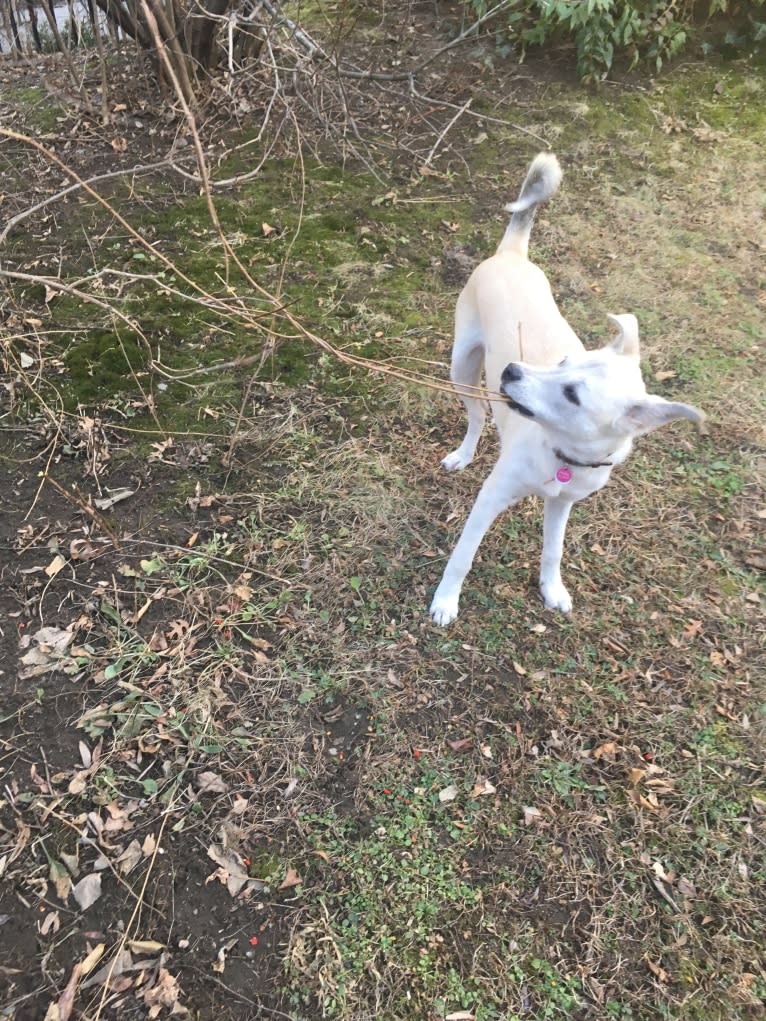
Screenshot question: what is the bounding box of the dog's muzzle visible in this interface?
[500,363,535,417]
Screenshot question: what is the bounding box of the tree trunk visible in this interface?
[7,0,23,54]
[41,0,67,52]
[190,0,231,71]
[26,0,43,52]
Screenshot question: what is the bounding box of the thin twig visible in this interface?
[422,97,472,169]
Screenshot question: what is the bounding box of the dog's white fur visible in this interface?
[430,153,703,626]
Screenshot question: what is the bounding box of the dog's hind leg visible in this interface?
[441,298,487,472]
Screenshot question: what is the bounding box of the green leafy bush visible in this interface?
[466,1,766,81]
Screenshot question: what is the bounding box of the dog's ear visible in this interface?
[607,313,640,358]
[616,395,705,435]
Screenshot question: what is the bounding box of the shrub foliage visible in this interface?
[466,0,766,81]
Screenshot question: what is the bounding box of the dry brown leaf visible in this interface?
[279,868,302,890]
[140,967,188,1017]
[645,957,670,983]
[128,940,165,954]
[50,860,72,902]
[116,840,143,875]
[206,844,250,897]
[230,794,249,815]
[677,877,696,898]
[40,911,61,936]
[593,741,618,761]
[80,944,105,975]
[438,784,459,803]
[523,806,542,825]
[471,779,497,797]
[45,555,67,578]
[447,737,472,753]
[72,872,102,911]
[628,789,662,812]
[196,771,229,794]
[142,833,158,856]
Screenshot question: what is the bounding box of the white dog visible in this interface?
[430,153,703,626]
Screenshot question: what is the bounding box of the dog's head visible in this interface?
[499,314,704,451]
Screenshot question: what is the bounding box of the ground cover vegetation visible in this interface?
[0,2,764,1020]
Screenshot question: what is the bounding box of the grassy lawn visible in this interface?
[1,40,764,1021]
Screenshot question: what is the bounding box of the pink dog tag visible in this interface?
[555,466,573,484]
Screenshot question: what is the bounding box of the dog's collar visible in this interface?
[553,447,614,469]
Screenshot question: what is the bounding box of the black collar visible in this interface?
[553,447,613,469]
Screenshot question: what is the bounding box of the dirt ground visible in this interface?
[1,5,765,1020]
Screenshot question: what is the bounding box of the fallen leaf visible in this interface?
[68,770,91,795]
[593,741,618,761]
[207,844,251,897]
[73,872,102,911]
[279,868,302,890]
[628,789,662,812]
[50,860,71,902]
[45,554,67,578]
[471,779,497,797]
[523,806,542,825]
[446,1013,475,1020]
[230,794,250,814]
[140,966,188,1017]
[80,943,105,975]
[40,911,61,936]
[116,840,144,875]
[438,784,459,803]
[645,957,670,983]
[677,877,696,898]
[196,771,229,794]
[447,737,472,753]
[128,939,165,954]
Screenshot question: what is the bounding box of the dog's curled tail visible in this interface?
[497,153,562,258]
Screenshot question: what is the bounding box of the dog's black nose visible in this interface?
[501,363,523,385]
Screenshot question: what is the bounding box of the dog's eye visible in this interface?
[562,384,580,405]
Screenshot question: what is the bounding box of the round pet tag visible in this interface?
[555,466,573,484]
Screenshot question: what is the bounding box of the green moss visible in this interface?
[63,329,148,404]
[5,85,62,132]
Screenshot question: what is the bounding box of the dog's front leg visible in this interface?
[540,496,575,612]
[430,465,521,626]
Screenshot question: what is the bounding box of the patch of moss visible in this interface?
[63,329,148,405]
[6,85,62,132]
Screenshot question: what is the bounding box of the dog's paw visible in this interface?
[441,448,472,472]
[540,579,573,613]
[430,591,460,627]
